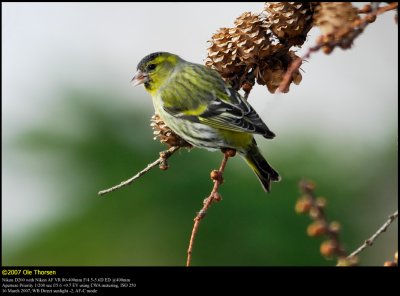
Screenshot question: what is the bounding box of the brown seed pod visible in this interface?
[256,50,302,93]
[307,221,327,237]
[206,27,245,81]
[264,2,317,46]
[210,170,222,182]
[316,197,327,209]
[314,2,360,50]
[295,196,313,214]
[320,240,337,257]
[206,12,279,89]
[309,207,321,220]
[329,221,341,233]
[150,114,192,148]
[337,256,359,266]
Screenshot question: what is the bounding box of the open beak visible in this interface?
[131,70,148,87]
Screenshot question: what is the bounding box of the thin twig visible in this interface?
[346,210,398,260]
[186,149,234,266]
[278,2,398,93]
[98,146,180,196]
[298,180,347,258]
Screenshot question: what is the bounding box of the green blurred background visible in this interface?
[2,3,398,266]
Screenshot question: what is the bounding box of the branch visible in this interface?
[346,210,398,260]
[98,146,180,196]
[278,2,398,93]
[297,180,347,259]
[186,149,236,266]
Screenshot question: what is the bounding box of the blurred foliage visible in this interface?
[2,89,397,266]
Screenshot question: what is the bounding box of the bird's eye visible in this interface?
[147,64,157,71]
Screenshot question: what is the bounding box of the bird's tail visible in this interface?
[243,143,280,193]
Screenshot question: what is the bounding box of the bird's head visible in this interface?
[132,52,180,93]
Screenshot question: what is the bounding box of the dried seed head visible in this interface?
[322,45,334,54]
[320,240,337,257]
[258,64,286,93]
[365,14,377,23]
[206,12,280,89]
[264,2,316,46]
[206,27,245,82]
[233,12,274,64]
[241,81,253,94]
[307,221,327,237]
[150,114,192,148]
[358,4,372,14]
[206,5,314,93]
[314,2,359,36]
[299,179,316,192]
[337,256,359,266]
[256,50,302,93]
[314,2,360,50]
[295,196,313,214]
[210,170,221,182]
[329,221,341,233]
[316,197,327,208]
[309,207,321,220]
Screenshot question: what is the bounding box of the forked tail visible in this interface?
[243,144,280,192]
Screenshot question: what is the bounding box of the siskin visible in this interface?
[132,52,280,192]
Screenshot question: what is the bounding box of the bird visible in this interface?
[131,52,280,192]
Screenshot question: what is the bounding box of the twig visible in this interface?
[346,210,398,260]
[278,2,398,93]
[186,149,235,266]
[297,180,347,258]
[98,146,180,196]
